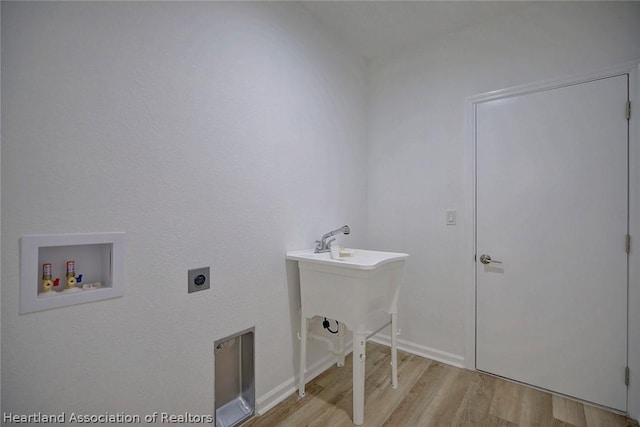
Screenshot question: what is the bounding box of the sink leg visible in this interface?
[352,332,366,425]
[336,328,346,367]
[299,315,307,398]
[391,313,398,389]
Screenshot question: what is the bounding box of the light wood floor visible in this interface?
[245,343,638,427]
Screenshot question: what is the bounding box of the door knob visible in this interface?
[479,254,502,265]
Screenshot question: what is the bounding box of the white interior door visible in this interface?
[476,75,629,411]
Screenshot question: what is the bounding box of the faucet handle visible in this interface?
[327,238,336,248]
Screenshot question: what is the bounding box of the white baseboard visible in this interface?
[256,348,349,415]
[369,334,465,368]
[255,336,463,416]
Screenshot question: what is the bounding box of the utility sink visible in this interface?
[286,248,408,331]
[286,248,408,425]
[285,248,407,270]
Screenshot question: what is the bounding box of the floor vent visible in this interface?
[214,327,255,427]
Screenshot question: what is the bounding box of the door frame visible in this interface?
[464,60,640,418]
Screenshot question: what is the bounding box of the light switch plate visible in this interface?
[446,210,457,225]
[188,267,210,293]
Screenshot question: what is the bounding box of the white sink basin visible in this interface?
[285,248,408,270]
[287,247,408,425]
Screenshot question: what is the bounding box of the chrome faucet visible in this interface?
[315,225,350,253]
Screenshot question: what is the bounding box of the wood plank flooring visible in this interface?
[244,343,638,427]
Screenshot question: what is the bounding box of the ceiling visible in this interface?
[299,1,532,59]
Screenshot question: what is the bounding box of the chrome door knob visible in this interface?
[480,254,502,264]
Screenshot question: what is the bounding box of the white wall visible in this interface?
[367,0,640,417]
[1,1,366,419]
[4,0,640,421]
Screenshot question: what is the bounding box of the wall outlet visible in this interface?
[188,267,210,293]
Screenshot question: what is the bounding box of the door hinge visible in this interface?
[626,100,631,120]
[626,234,631,254]
[625,366,630,386]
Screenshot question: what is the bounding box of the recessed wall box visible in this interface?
[20,232,124,314]
[215,328,255,427]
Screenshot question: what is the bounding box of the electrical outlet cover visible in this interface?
[188,267,210,293]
